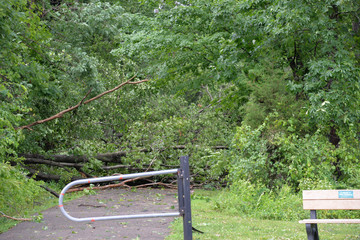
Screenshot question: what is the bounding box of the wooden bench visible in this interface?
[299,190,360,240]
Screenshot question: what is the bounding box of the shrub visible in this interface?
[214,180,306,221]
[0,161,47,218]
[214,180,360,221]
[230,120,339,190]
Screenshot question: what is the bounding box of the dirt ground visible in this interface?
[0,188,179,240]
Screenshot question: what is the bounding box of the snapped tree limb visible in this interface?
[0,211,32,221]
[16,76,149,130]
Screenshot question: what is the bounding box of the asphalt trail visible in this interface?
[0,188,178,240]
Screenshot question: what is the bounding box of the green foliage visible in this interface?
[0,107,24,158]
[16,0,137,154]
[0,0,51,159]
[113,91,234,183]
[0,2,60,227]
[259,0,360,132]
[230,99,360,190]
[0,162,47,218]
[333,131,360,187]
[241,61,301,129]
[304,59,360,130]
[215,181,360,222]
[111,0,252,103]
[215,181,305,221]
[83,184,97,195]
[113,0,360,144]
[230,120,338,189]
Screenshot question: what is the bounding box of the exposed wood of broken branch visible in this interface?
[136,182,177,189]
[0,212,32,221]
[16,76,149,130]
[78,203,106,208]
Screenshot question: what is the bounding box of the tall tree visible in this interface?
[0,0,52,159]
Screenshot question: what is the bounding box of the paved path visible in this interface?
[0,188,178,240]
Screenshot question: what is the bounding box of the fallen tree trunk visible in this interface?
[20,158,175,175]
[20,145,229,164]
[23,158,84,167]
[18,145,229,183]
[23,165,83,182]
[21,159,158,172]
[20,151,128,163]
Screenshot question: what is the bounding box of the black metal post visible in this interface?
[305,210,319,240]
[177,166,185,216]
[179,156,193,240]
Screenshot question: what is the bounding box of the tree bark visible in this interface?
[20,145,229,164]
[40,185,59,198]
[20,151,128,163]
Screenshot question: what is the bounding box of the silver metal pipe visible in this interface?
[59,169,180,222]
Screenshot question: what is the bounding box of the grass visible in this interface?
[0,188,88,233]
[166,190,360,240]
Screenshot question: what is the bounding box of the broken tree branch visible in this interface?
[23,158,85,167]
[201,84,213,101]
[82,76,147,104]
[16,76,149,130]
[40,185,60,198]
[67,177,145,192]
[16,88,92,130]
[0,211,32,221]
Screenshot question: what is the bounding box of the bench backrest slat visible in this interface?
[303,190,360,210]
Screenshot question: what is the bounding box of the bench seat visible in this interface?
[299,219,360,224]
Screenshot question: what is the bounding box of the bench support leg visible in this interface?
[305,223,319,240]
[305,210,319,240]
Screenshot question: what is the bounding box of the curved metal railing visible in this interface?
[59,169,180,222]
[58,156,193,239]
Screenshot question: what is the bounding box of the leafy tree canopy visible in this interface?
[0,0,359,198]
